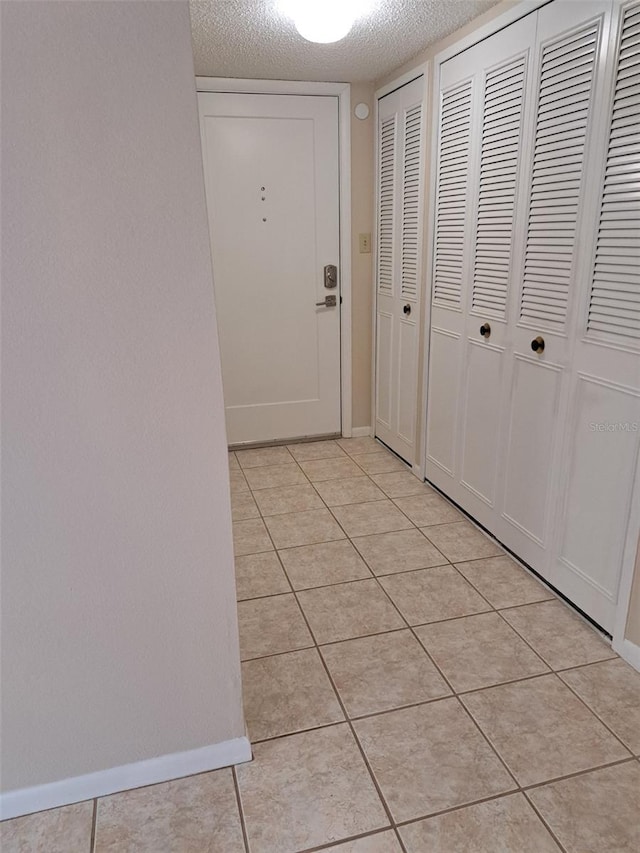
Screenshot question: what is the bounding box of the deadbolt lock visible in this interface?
[324,264,338,289]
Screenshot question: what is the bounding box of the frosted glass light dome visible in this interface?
[278,0,376,44]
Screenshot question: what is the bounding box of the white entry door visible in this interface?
[375,75,426,464]
[198,92,341,445]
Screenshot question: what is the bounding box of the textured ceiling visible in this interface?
[190,0,502,83]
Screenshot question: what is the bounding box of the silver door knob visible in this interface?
[316,295,337,307]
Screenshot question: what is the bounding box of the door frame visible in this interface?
[418,0,639,669]
[371,65,429,472]
[196,77,353,437]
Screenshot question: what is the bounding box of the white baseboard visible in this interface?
[350,426,372,438]
[0,736,252,821]
[614,637,640,673]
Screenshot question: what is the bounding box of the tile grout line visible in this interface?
[524,799,566,853]
[89,798,97,853]
[520,755,638,795]
[231,766,250,853]
[291,828,403,853]
[394,825,410,853]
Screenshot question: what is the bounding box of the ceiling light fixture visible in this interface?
[278,0,376,44]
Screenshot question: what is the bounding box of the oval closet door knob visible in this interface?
[480,322,491,338]
[531,336,545,353]
[403,304,412,315]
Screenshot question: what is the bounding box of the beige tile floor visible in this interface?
[3,437,640,852]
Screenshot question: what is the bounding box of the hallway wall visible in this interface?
[1,0,245,796]
[350,82,376,429]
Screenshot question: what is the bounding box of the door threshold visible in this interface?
[228,433,342,451]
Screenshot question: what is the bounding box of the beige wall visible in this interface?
[1,0,244,793]
[350,83,376,428]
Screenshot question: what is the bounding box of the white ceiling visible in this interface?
[190,0,502,84]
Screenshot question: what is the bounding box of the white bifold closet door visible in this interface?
[550,0,640,630]
[427,13,537,522]
[375,75,426,464]
[426,0,640,633]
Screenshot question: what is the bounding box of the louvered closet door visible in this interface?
[547,0,640,632]
[375,75,426,463]
[501,0,612,575]
[425,0,638,633]
[426,16,536,527]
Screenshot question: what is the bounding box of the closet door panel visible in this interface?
[460,23,535,525]
[518,13,605,335]
[375,310,394,429]
[427,15,536,520]
[471,53,528,322]
[502,356,562,552]
[397,316,418,445]
[426,61,473,489]
[460,340,505,506]
[555,376,639,629]
[377,114,396,301]
[375,77,426,463]
[500,0,611,570]
[395,98,423,454]
[586,0,640,349]
[432,79,474,310]
[375,113,397,436]
[425,328,462,477]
